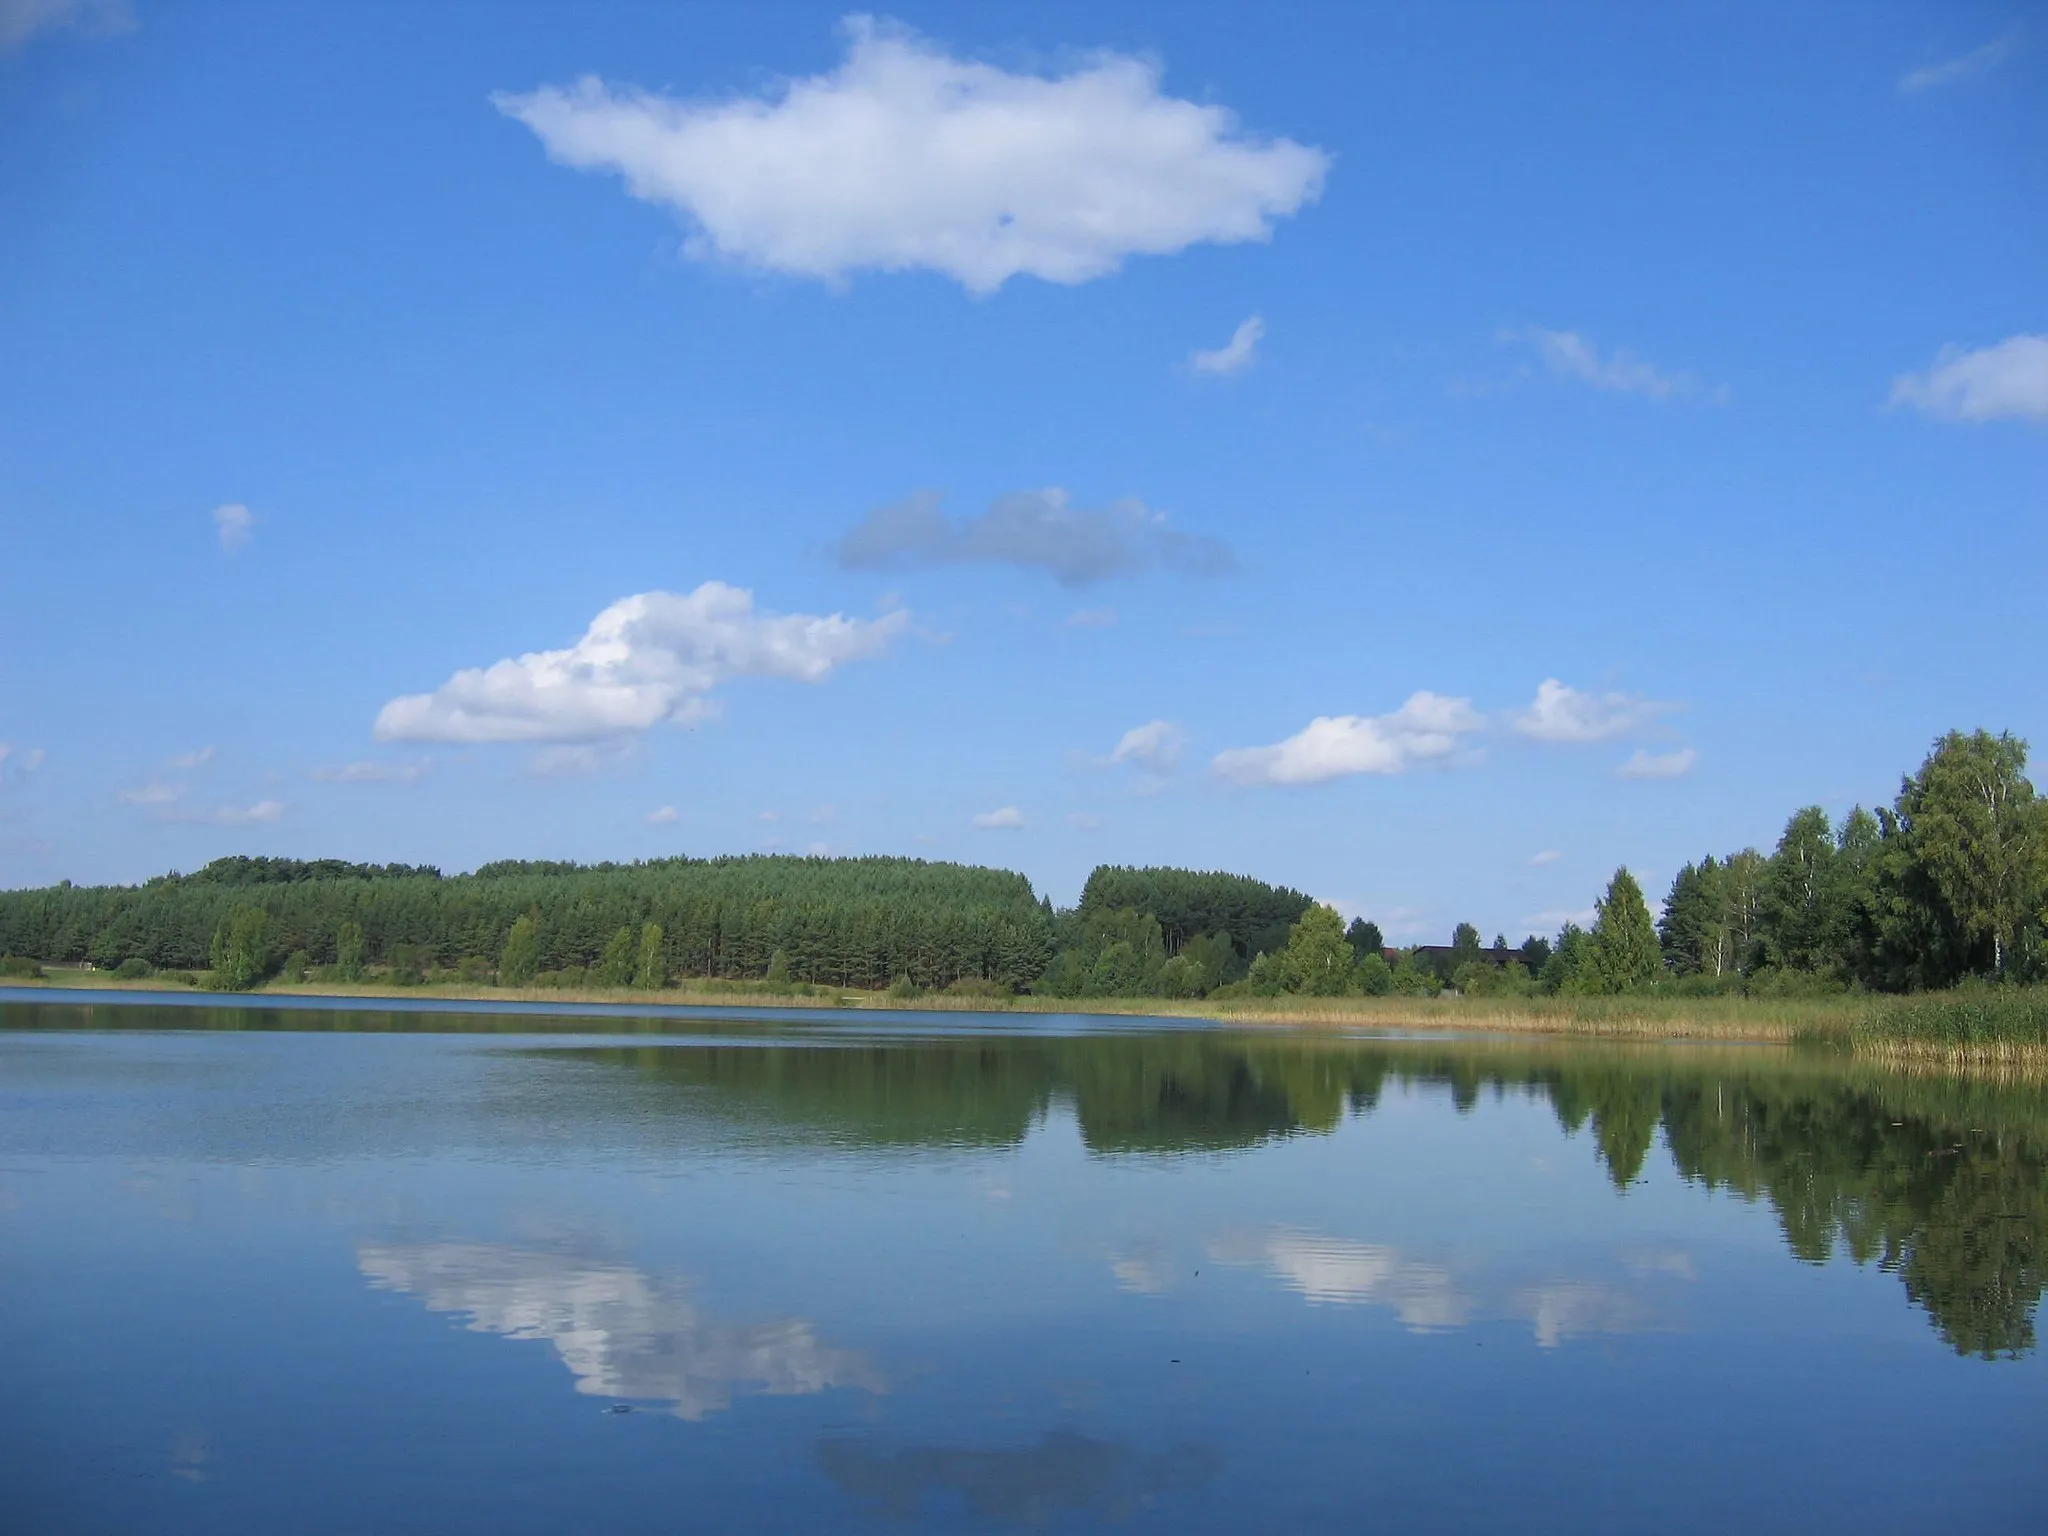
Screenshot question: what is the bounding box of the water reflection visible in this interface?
[358,1242,884,1419]
[818,1432,1220,1524]
[576,1035,2048,1359]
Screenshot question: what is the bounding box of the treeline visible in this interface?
[0,855,1060,993]
[1,728,2037,1001]
[1213,727,2048,1004]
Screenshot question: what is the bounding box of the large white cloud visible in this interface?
[835,490,1232,587]
[493,18,1329,294]
[1890,335,2048,423]
[1213,692,1483,787]
[373,582,907,745]
[1512,679,1669,744]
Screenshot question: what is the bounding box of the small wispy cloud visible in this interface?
[1065,607,1118,630]
[646,805,679,825]
[1191,314,1265,376]
[213,502,255,552]
[0,0,132,54]
[1529,849,1563,867]
[1616,747,1697,781]
[154,798,286,826]
[1507,328,1703,400]
[1108,719,1185,777]
[1899,34,2018,93]
[118,780,186,807]
[835,490,1234,589]
[1066,811,1101,830]
[972,805,1025,830]
[1890,334,2048,423]
[1525,906,1597,932]
[311,760,429,784]
[167,745,215,770]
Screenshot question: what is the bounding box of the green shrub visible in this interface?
[886,974,924,1000]
[114,957,154,980]
[944,975,1010,1000]
[457,955,493,983]
[280,949,312,983]
[0,954,44,979]
[387,944,427,986]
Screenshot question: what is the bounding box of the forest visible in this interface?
[0,727,2040,1001]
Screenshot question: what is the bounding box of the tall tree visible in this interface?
[1344,917,1384,961]
[1591,868,1661,992]
[208,904,272,991]
[1450,922,1483,969]
[1759,807,1839,973]
[1891,731,2045,977]
[633,922,665,990]
[500,913,541,987]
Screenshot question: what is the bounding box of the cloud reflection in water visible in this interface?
[357,1242,883,1419]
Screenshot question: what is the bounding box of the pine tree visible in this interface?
[1591,868,1661,992]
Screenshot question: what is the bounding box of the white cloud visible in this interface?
[311,760,429,784]
[1899,34,2017,93]
[494,18,1328,295]
[835,490,1232,587]
[1109,719,1184,776]
[1510,327,1697,399]
[1513,678,1670,744]
[1191,314,1265,376]
[1213,692,1483,788]
[1064,607,1117,629]
[972,805,1025,830]
[808,804,837,825]
[646,805,679,825]
[373,582,908,745]
[167,746,216,770]
[0,0,130,53]
[212,502,255,551]
[1889,334,2048,423]
[118,780,185,807]
[23,747,41,770]
[1616,747,1697,781]
[1529,849,1563,866]
[1066,811,1101,830]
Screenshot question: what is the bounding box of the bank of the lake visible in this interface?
[14,969,2047,1069]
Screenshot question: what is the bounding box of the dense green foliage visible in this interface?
[1659,730,2047,994]
[0,855,1057,992]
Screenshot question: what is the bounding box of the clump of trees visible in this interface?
[1658,730,2046,994]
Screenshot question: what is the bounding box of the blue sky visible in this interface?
[1,1,2042,941]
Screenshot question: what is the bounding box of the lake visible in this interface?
[3,992,2044,1532]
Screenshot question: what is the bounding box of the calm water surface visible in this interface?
[3,994,2045,1533]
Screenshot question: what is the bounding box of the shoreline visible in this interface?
[10,973,2043,1071]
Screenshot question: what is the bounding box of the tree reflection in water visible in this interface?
[568,1035,2048,1360]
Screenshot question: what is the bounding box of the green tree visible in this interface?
[595,925,637,988]
[1591,868,1661,992]
[500,913,541,988]
[1344,918,1384,961]
[1759,807,1840,974]
[633,922,665,990]
[208,903,272,991]
[1540,923,1599,994]
[1353,951,1394,995]
[1449,922,1483,971]
[1890,730,2045,978]
[335,919,365,982]
[1283,904,1356,995]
